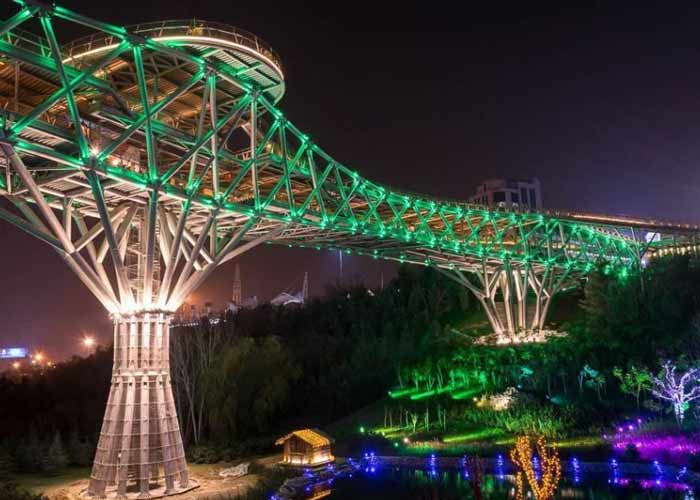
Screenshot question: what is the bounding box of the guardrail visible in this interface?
[63,19,283,74]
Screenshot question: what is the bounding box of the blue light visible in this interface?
[496,454,505,481]
[460,454,470,479]
[571,457,581,484]
[677,467,688,481]
[609,457,620,485]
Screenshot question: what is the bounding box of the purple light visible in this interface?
[611,434,700,461]
[638,479,690,491]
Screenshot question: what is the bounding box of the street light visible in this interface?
[82,335,96,356]
[12,361,20,370]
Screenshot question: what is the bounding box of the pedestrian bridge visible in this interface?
[2,3,700,498]
[1,1,697,338]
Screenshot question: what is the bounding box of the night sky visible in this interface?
[2,1,700,360]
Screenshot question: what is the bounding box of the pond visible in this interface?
[288,459,698,500]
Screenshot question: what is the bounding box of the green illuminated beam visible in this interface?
[40,15,89,160]
[97,69,206,161]
[10,41,131,138]
[0,5,36,38]
[132,45,158,181]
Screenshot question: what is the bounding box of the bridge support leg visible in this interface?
[88,312,189,498]
[439,263,573,344]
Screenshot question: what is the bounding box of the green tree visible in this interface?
[42,432,68,475]
[67,430,93,467]
[0,443,15,479]
[16,431,42,472]
[613,365,653,409]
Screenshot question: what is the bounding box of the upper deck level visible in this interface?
[63,19,285,103]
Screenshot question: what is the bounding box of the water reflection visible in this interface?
[313,465,696,499]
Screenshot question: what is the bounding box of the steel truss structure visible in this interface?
[1,1,699,497]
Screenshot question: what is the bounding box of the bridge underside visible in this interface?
[441,263,575,343]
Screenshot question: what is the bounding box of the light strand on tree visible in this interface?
[510,436,561,500]
[651,361,700,425]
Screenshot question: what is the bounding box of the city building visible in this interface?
[172,265,307,326]
[469,178,542,210]
[228,263,259,313]
[270,272,308,306]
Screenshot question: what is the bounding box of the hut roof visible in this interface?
[275,428,334,448]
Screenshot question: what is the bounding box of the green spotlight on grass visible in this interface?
[410,389,436,400]
[553,436,604,448]
[388,387,421,398]
[443,427,504,443]
[450,387,481,400]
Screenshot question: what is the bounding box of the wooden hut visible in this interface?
[275,429,335,466]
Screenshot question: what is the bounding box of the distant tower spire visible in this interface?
[232,264,242,305]
[302,272,309,303]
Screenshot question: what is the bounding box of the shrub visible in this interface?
[459,400,608,439]
[0,483,47,500]
[0,443,16,479]
[15,432,43,472]
[189,445,221,464]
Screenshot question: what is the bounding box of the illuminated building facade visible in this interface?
[470,178,542,210]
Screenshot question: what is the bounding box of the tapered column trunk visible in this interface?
[88,311,189,498]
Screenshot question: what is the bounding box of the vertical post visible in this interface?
[13,62,20,113]
[208,75,219,197]
[143,189,158,306]
[250,90,259,211]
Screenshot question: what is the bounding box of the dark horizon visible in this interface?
[2,0,700,360]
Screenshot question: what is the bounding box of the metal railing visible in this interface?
[63,19,283,74]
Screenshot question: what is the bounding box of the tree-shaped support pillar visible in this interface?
[0,137,284,497]
[89,312,188,497]
[440,261,576,343]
